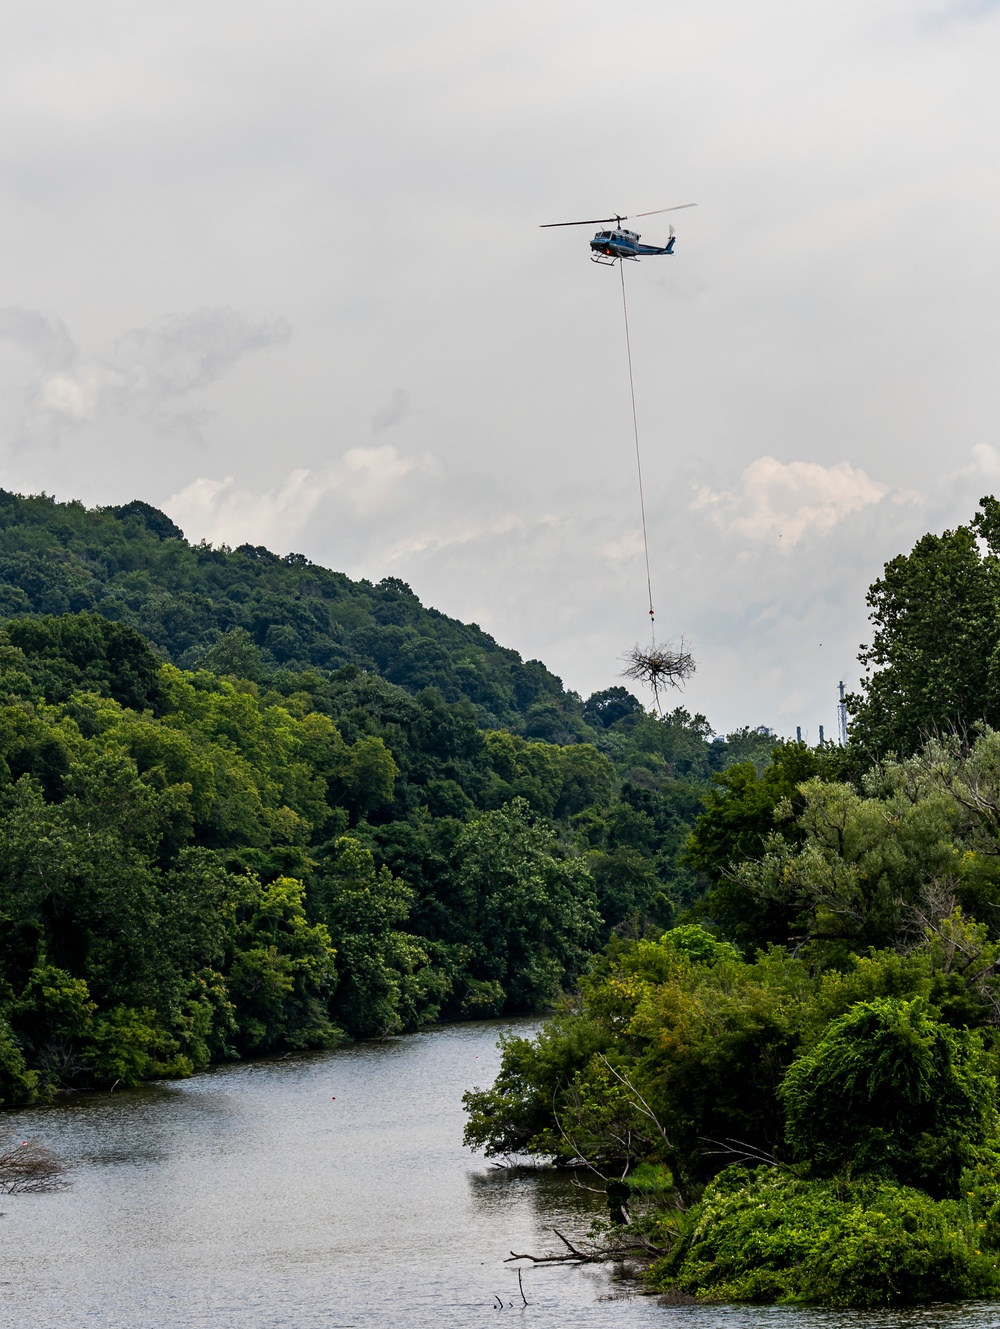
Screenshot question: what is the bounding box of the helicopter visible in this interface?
[540,205,697,264]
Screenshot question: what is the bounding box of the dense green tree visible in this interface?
[583,687,643,729]
[3,613,163,711]
[684,743,833,949]
[0,590,792,1103]
[453,799,600,1012]
[780,997,993,1196]
[314,837,440,1037]
[464,927,810,1180]
[0,1015,36,1105]
[228,875,338,1053]
[848,518,1000,754]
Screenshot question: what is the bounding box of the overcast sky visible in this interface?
[1,0,998,736]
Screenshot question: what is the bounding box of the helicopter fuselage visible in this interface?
[590,227,676,263]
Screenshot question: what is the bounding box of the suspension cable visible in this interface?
[619,260,655,644]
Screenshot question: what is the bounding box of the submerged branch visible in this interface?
[506,1225,669,1267]
[0,1140,71,1193]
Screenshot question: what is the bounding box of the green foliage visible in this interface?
[463,1014,611,1159]
[848,510,1000,754]
[3,613,163,712]
[462,498,1000,1306]
[721,733,1000,957]
[314,836,436,1038]
[0,1015,38,1106]
[0,490,587,734]
[452,799,600,1012]
[11,964,191,1088]
[780,997,993,1195]
[0,504,798,1126]
[229,875,339,1053]
[583,687,643,729]
[85,1005,191,1086]
[464,926,812,1178]
[684,742,831,948]
[653,1167,1000,1306]
[658,923,740,967]
[0,600,754,1082]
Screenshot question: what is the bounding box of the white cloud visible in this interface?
[0,305,289,445]
[692,457,892,546]
[39,370,101,421]
[166,469,320,549]
[963,443,1000,479]
[156,438,998,732]
[165,445,442,550]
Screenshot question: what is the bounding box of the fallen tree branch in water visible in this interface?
[505,1225,668,1266]
[0,1140,71,1193]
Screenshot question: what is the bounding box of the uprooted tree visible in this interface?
[622,643,695,715]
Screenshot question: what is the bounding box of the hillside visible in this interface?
[0,489,782,1112]
[0,491,586,739]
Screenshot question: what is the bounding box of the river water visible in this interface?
[0,1020,997,1329]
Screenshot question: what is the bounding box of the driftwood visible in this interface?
[0,1140,71,1193]
[506,1225,667,1267]
[507,1228,597,1265]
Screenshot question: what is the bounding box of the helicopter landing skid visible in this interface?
[590,254,640,266]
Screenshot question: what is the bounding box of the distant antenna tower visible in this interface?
[837,681,848,747]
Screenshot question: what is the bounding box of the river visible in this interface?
[0,1020,996,1328]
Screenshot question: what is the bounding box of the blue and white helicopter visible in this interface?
[540,205,696,265]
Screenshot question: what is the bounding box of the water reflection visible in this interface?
[469,1162,607,1221]
[0,1022,997,1329]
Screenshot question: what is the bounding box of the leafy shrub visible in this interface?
[780,997,993,1196]
[651,1166,1000,1306]
[658,923,739,966]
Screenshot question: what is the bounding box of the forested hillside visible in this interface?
[0,490,584,737]
[0,494,776,1108]
[465,496,1000,1307]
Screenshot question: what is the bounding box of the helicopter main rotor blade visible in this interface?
[540,204,696,228]
[632,204,698,217]
[539,217,622,228]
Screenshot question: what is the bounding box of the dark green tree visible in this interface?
[685,743,829,949]
[455,798,600,1011]
[780,997,994,1196]
[847,519,1000,754]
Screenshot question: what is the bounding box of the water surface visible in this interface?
[0,1021,995,1328]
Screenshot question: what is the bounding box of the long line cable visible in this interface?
[619,259,656,644]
